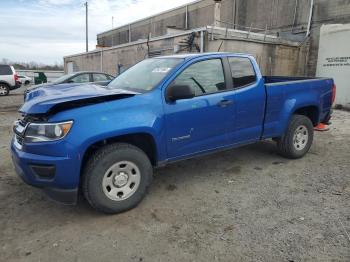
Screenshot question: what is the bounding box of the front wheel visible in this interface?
[82,143,153,214]
[0,84,9,96]
[276,115,314,159]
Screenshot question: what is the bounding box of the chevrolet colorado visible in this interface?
[11,53,335,213]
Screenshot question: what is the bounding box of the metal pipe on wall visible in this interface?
[306,0,314,37]
[185,5,188,29]
[214,0,221,27]
[85,1,88,52]
[232,0,237,29]
[291,0,298,32]
[200,30,204,52]
[100,47,103,72]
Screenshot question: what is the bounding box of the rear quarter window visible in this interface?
[0,65,13,75]
[228,57,256,88]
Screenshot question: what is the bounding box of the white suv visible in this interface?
[0,65,22,96]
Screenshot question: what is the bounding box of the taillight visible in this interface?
[14,73,19,81]
[332,84,336,105]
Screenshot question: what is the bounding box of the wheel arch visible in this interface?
[293,105,319,126]
[81,132,158,173]
[0,81,10,87]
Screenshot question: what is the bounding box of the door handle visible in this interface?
[217,99,233,107]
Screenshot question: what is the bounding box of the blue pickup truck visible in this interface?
[11,53,335,213]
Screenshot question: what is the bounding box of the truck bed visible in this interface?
[262,76,334,139]
[264,76,323,84]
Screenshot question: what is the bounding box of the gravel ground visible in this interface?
[0,86,27,112]
[0,109,349,262]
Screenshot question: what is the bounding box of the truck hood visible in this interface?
[25,82,82,94]
[20,83,139,115]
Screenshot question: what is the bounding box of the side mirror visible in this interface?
[166,84,194,102]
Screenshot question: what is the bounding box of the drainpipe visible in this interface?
[232,0,237,29]
[214,0,221,27]
[306,0,314,37]
[185,5,188,29]
[100,47,103,72]
[291,0,298,32]
[128,24,131,42]
[150,18,153,38]
[200,30,204,53]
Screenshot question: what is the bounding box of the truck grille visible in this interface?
[14,115,44,147]
[13,118,28,147]
[16,135,24,145]
[19,118,28,127]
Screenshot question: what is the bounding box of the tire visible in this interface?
[82,143,153,214]
[25,80,30,85]
[0,83,9,96]
[276,114,314,159]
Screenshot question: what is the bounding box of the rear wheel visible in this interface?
[82,143,153,214]
[276,115,314,159]
[0,84,9,96]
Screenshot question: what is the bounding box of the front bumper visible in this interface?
[11,137,79,205]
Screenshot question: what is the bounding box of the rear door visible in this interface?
[227,56,266,144]
[163,57,236,159]
[92,73,112,86]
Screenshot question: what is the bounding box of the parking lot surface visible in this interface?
[0,87,26,112]
[0,105,349,261]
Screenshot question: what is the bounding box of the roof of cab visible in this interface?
[157,52,252,60]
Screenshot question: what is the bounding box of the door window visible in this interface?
[93,73,109,81]
[173,59,226,96]
[228,57,256,88]
[70,73,90,83]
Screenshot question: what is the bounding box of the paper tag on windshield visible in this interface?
[152,67,171,73]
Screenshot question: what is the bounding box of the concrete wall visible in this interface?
[97,0,215,47]
[218,0,350,75]
[219,0,310,31]
[95,0,350,76]
[67,32,199,76]
[65,29,306,77]
[207,40,305,76]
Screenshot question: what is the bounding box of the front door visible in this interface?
[163,58,236,160]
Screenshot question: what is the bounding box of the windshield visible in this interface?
[107,58,183,92]
[52,73,74,84]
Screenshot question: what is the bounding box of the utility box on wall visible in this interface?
[316,24,350,108]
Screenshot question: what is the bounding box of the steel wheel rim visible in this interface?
[102,161,141,201]
[0,85,7,95]
[293,125,308,151]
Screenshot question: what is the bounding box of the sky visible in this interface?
[0,0,193,65]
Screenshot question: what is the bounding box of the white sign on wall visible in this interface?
[316,24,350,107]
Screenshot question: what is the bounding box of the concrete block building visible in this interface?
[64,0,350,78]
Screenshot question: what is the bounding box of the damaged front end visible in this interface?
[11,113,80,204]
[21,83,139,115]
[12,84,139,204]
